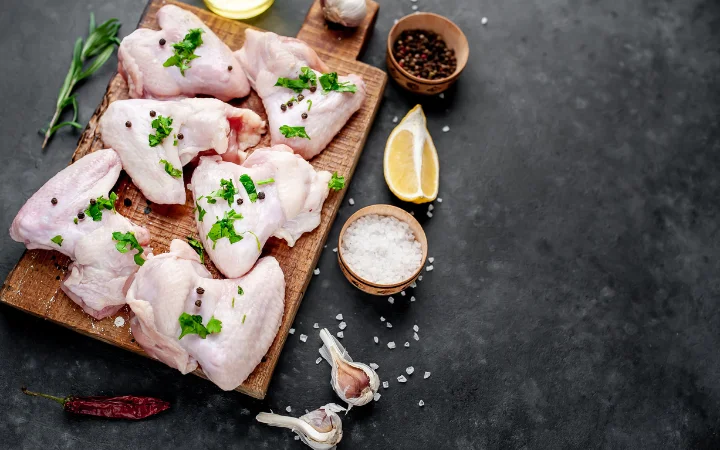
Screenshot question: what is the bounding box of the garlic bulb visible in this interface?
[321,0,367,28]
[319,328,380,410]
[256,403,346,450]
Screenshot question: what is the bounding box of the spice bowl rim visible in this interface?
[386,12,469,86]
[338,204,428,293]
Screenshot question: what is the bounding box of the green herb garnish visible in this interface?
[41,14,121,149]
[328,172,345,190]
[319,72,357,94]
[85,192,117,221]
[73,218,79,225]
[307,99,313,111]
[237,286,244,295]
[239,174,258,202]
[51,235,64,246]
[256,178,275,185]
[194,199,207,222]
[160,159,182,178]
[300,66,317,86]
[208,178,237,206]
[245,231,261,252]
[207,209,244,249]
[279,125,310,140]
[163,28,204,76]
[178,312,222,339]
[275,78,310,93]
[112,231,145,266]
[242,314,246,324]
[231,297,235,308]
[149,115,173,147]
[186,236,205,263]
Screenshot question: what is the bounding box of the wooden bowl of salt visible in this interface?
[338,204,428,295]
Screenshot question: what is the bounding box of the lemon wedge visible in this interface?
[383,105,439,203]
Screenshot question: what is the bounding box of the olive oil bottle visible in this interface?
[203,0,274,19]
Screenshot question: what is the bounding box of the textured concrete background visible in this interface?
[1,0,720,448]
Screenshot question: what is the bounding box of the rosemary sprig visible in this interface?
[41,13,121,149]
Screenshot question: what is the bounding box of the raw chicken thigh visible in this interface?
[127,239,285,391]
[119,5,250,101]
[190,145,332,278]
[236,30,366,160]
[99,98,265,204]
[9,149,151,319]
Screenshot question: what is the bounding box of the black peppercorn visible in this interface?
[196,287,205,295]
[125,121,132,128]
[178,133,184,140]
[90,198,96,205]
[228,65,233,71]
[77,211,85,220]
[309,86,317,93]
[195,299,202,307]
[287,101,293,108]
[159,38,166,46]
[280,104,287,112]
[301,113,308,120]
[51,197,58,205]
[236,198,244,205]
[149,110,156,117]
[124,198,132,207]
[257,191,266,200]
[297,94,305,101]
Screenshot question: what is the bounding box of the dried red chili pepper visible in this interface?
[21,387,170,420]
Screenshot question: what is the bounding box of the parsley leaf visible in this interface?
[279,125,310,140]
[186,236,205,263]
[112,231,145,266]
[207,209,244,249]
[237,286,244,295]
[148,115,173,147]
[194,199,207,222]
[163,28,204,76]
[51,235,63,246]
[208,178,237,206]
[256,178,275,185]
[178,313,207,339]
[319,72,357,94]
[160,159,182,178]
[307,99,313,111]
[328,172,345,190]
[206,316,222,334]
[85,192,117,221]
[239,174,258,202]
[231,297,235,308]
[245,230,261,252]
[242,314,247,324]
[275,78,310,93]
[300,66,317,86]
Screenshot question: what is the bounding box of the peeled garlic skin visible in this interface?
[321,0,367,28]
[336,360,371,399]
[256,403,345,450]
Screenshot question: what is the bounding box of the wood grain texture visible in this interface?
[0,0,386,399]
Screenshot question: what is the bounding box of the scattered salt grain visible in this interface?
[413,332,420,341]
[313,323,319,329]
[370,362,379,370]
[406,366,415,375]
[286,406,292,413]
[437,198,442,203]
[289,328,295,334]
[114,317,125,327]
[388,296,394,304]
[400,291,406,296]
[337,331,344,339]
[341,214,423,285]
[299,334,308,342]
[411,282,417,288]
[380,316,386,322]
[374,336,379,343]
[439,93,445,99]
[392,116,399,123]
[316,357,322,365]
[427,212,433,218]
[383,381,389,389]
[348,198,355,206]
[386,322,392,328]
[404,341,410,347]
[412,4,418,10]
[295,435,300,441]
[387,341,396,349]
[442,125,450,132]
[418,275,423,281]
[374,393,381,402]
[426,265,434,272]
[419,400,425,407]
[339,321,347,330]
[332,248,338,253]
[428,204,434,212]
[410,296,416,302]
[397,375,407,383]
[314,268,321,276]
[424,371,431,379]
[336,314,343,320]
[428,257,434,263]
[413,324,419,332]
[481,17,488,25]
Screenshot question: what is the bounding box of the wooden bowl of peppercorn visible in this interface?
[387,13,469,95]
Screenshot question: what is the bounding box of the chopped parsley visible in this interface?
[208,178,237,205]
[85,192,117,221]
[73,217,79,225]
[319,72,357,94]
[279,125,310,140]
[112,231,145,266]
[237,286,244,295]
[194,198,207,222]
[163,28,204,76]
[307,99,313,111]
[256,178,275,185]
[51,235,63,246]
[242,314,247,324]
[186,236,205,263]
[328,172,345,190]
[148,115,173,147]
[245,230,261,252]
[207,209,244,249]
[239,174,258,202]
[274,66,317,93]
[178,312,222,340]
[231,297,235,308]
[160,159,182,178]
[299,66,317,86]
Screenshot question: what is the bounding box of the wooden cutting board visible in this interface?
[0,0,386,399]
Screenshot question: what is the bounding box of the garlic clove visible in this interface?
[320,0,368,28]
[318,328,380,410]
[256,403,345,450]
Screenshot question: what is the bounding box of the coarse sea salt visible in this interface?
[336,314,343,320]
[419,400,425,407]
[388,296,394,304]
[313,323,319,329]
[413,324,419,332]
[299,334,308,342]
[424,371,431,379]
[286,406,292,413]
[410,296,416,302]
[374,336,379,343]
[387,341,396,349]
[442,125,450,132]
[380,316,386,322]
[397,375,407,383]
[314,268,320,275]
[387,322,393,328]
[374,393,381,401]
[114,317,125,327]
[413,332,420,341]
[404,341,410,347]
[428,257,434,263]
[339,321,347,330]
[393,116,399,123]
[400,290,406,296]
[383,381,389,389]
[348,198,355,206]
[406,366,414,375]
[337,331,344,339]
[341,214,423,284]
[289,328,295,334]
[316,357,323,364]
[370,362,379,370]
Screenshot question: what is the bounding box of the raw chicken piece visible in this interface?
[235,29,366,160]
[127,239,285,390]
[118,5,250,101]
[9,149,152,319]
[190,145,331,278]
[99,98,265,204]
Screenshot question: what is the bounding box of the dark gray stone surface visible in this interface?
[1,0,719,448]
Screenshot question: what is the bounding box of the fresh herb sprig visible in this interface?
[41,14,121,149]
[112,231,145,266]
[207,209,244,249]
[163,29,204,76]
[149,116,173,147]
[279,125,310,140]
[178,313,222,339]
[328,172,345,190]
[186,236,205,263]
[239,174,258,202]
[160,159,182,178]
[319,72,357,94]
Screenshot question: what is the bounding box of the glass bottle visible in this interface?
[203,0,275,20]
